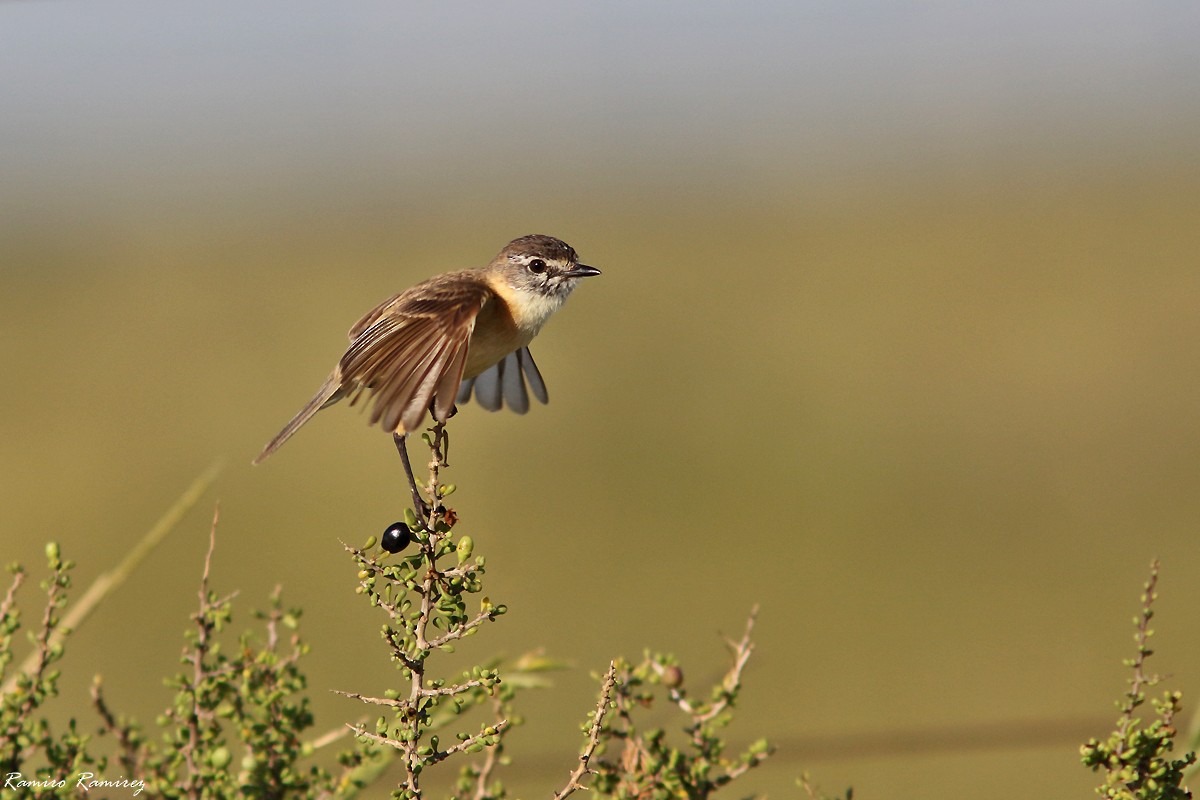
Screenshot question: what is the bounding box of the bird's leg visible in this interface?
[393,433,430,522]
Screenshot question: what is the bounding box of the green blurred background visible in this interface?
[2,3,1199,798]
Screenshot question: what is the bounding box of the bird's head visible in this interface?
[494,234,601,301]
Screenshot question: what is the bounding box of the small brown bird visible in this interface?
[253,235,600,478]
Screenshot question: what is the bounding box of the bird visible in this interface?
[252,234,600,507]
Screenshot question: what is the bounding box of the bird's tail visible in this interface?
[252,375,344,465]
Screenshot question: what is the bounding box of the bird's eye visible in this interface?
[527,258,547,274]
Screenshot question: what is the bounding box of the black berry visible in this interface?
[381,522,411,553]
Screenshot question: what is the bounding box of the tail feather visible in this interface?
[500,350,530,414]
[516,347,548,404]
[454,347,549,413]
[252,375,344,465]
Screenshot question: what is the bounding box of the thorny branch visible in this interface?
[470,694,509,800]
[345,718,510,765]
[182,507,235,799]
[342,419,510,798]
[655,605,758,727]
[0,569,25,639]
[1,554,67,772]
[1117,559,1161,741]
[554,661,619,800]
[91,678,144,778]
[600,607,771,800]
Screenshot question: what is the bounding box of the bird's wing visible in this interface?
[347,293,402,340]
[338,275,492,434]
[456,346,549,414]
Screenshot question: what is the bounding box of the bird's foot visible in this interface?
[394,433,432,525]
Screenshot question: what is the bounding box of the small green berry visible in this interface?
[209,747,231,769]
[456,536,474,563]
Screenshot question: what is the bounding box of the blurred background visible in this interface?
[2,2,1199,798]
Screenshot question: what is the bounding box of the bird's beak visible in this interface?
[565,264,601,278]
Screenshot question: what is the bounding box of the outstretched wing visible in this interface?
[347,293,402,340]
[339,274,492,434]
[456,346,549,414]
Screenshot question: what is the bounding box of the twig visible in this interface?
[798,772,826,799]
[554,661,619,800]
[0,569,26,687]
[336,675,494,706]
[334,690,407,708]
[719,749,769,784]
[345,725,406,751]
[692,606,757,727]
[425,719,509,766]
[0,559,67,771]
[0,569,24,629]
[425,606,499,649]
[471,696,508,800]
[1116,559,1161,741]
[263,584,284,651]
[418,421,450,530]
[90,677,143,776]
[182,505,233,800]
[345,718,510,764]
